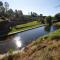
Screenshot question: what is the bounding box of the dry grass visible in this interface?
[2,39,60,60]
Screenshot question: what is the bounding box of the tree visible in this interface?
[6,9,14,19]
[54,13,60,21]
[46,16,52,25]
[40,14,44,24]
[17,10,23,17]
[31,12,37,17]
[30,12,38,21]
[0,1,3,13]
[14,10,23,20]
[0,1,3,6]
[14,10,18,18]
[0,1,5,17]
[4,2,9,12]
[0,7,5,16]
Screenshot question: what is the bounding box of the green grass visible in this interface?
[48,29,60,40]
[54,22,60,26]
[53,22,60,29]
[8,21,42,35]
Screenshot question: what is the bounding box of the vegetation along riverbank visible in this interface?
[8,21,60,36]
[8,21,46,35]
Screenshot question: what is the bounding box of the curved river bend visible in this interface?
[0,26,57,53]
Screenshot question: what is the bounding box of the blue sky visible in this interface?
[1,0,60,16]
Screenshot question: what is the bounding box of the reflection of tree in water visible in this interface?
[0,21,11,40]
[0,28,11,40]
[44,25,51,32]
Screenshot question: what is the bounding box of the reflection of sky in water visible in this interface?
[0,26,57,53]
[13,36,22,48]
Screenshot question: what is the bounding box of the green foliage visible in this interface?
[0,6,5,16]
[0,1,3,6]
[14,10,23,20]
[48,29,60,40]
[54,22,60,29]
[54,13,60,21]
[40,14,45,24]
[46,16,52,26]
[9,21,40,34]
[31,12,38,17]
[8,48,14,55]
[6,9,14,18]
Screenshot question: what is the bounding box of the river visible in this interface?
[0,25,57,53]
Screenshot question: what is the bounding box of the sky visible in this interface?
[1,0,60,16]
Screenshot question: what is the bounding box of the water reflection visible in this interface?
[0,25,57,53]
[13,36,22,48]
[44,25,51,32]
[44,25,57,32]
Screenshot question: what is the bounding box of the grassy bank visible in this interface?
[8,21,41,35]
[1,29,60,60]
[53,22,60,28]
[8,21,60,35]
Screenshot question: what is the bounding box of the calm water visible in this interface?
[0,25,57,53]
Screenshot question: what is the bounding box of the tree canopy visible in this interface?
[54,13,60,21]
[0,1,3,6]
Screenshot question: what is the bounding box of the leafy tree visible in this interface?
[14,10,23,20]
[0,1,5,17]
[6,9,14,19]
[17,10,23,17]
[0,1,3,13]
[4,2,9,12]
[40,14,44,24]
[14,10,18,18]
[31,12,37,17]
[54,13,60,21]
[0,7,5,16]
[0,1,3,6]
[30,12,38,21]
[46,16,52,25]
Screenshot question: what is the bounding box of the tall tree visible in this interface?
[0,1,5,17]
[0,1,3,6]
[40,14,44,24]
[14,10,23,20]
[4,2,9,12]
[46,16,52,25]
[6,9,14,18]
[31,12,37,17]
[17,10,23,17]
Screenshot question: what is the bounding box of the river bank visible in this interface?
[0,29,60,60]
[8,21,46,36]
[8,21,60,36]
[0,21,43,38]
